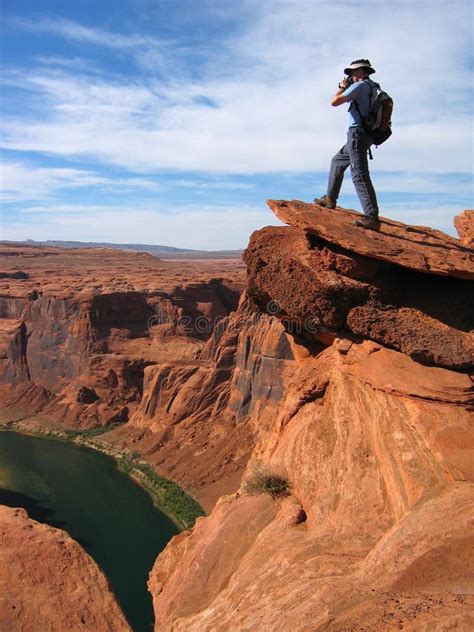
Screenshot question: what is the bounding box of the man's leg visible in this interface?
[327,142,351,202]
[348,128,379,218]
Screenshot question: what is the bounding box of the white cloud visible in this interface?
[35,55,99,73]
[8,17,163,51]
[19,204,122,214]
[1,2,472,176]
[380,202,462,238]
[372,172,472,196]
[0,159,258,203]
[0,162,161,201]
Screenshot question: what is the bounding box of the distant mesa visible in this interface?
[2,239,243,260]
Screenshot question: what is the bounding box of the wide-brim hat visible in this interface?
[344,61,375,75]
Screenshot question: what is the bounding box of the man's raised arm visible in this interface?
[331,89,348,107]
[331,76,350,107]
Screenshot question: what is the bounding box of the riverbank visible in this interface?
[0,416,205,531]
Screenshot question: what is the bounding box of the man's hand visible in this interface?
[338,77,350,90]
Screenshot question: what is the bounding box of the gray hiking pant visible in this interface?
[327,126,379,217]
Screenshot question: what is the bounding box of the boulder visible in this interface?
[243,202,473,370]
[268,199,474,279]
[454,210,474,247]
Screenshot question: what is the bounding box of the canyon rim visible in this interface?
[0,203,473,631]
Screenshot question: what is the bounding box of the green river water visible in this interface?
[0,431,179,632]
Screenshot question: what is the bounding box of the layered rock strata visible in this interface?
[150,203,474,630]
[246,201,473,370]
[0,245,244,428]
[1,206,473,630]
[106,295,294,509]
[0,244,247,506]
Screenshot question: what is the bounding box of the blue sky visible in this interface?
[1,0,473,248]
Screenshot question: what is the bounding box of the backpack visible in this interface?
[353,79,393,146]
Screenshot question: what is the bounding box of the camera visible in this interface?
[338,75,354,90]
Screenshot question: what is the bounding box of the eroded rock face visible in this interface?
[150,336,474,631]
[0,505,131,631]
[0,245,245,430]
[454,210,474,247]
[0,245,251,509]
[150,203,474,631]
[244,204,473,370]
[106,296,295,510]
[2,207,473,630]
[268,199,474,279]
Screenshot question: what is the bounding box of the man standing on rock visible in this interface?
[314,59,380,230]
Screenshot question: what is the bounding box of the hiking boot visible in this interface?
[353,215,380,230]
[313,195,336,209]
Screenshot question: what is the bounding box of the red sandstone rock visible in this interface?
[1,208,473,630]
[0,505,131,631]
[106,294,294,509]
[149,494,278,624]
[0,246,244,421]
[454,210,474,247]
[268,199,474,279]
[150,330,474,631]
[243,222,473,370]
[149,205,473,630]
[347,304,473,369]
[0,244,250,509]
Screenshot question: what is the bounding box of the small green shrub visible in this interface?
[118,456,133,475]
[80,422,123,438]
[244,465,291,499]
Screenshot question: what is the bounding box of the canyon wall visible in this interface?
[0,246,247,507]
[0,247,243,429]
[149,202,474,630]
[0,205,473,630]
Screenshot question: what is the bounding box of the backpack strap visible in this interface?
[351,80,375,160]
[352,79,374,130]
